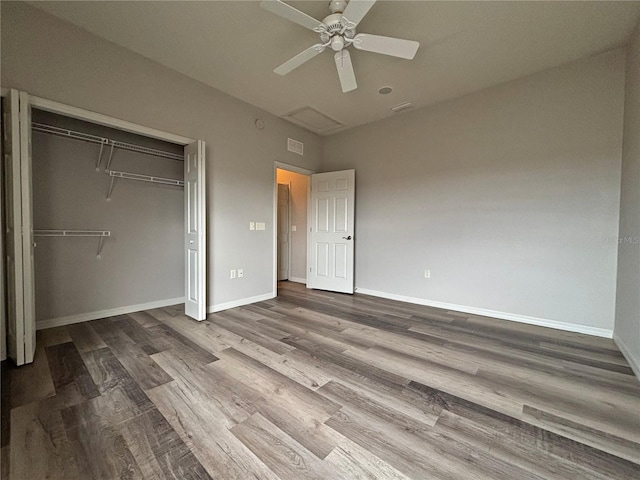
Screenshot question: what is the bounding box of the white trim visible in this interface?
[29,95,194,145]
[288,277,307,284]
[613,333,640,382]
[208,293,275,313]
[274,161,315,176]
[36,297,185,330]
[355,287,614,338]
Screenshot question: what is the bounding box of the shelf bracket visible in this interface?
[104,142,115,173]
[97,235,105,259]
[106,175,116,202]
[95,140,106,172]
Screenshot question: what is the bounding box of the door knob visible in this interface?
[189,240,194,244]
[342,235,352,240]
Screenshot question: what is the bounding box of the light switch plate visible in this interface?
[249,222,255,231]
[256,222,266,231]
[291,225,297,232]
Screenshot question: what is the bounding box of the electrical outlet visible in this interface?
[238,269,244,278]
[424,269,431,279]
[249,222,255,231]
[230,269,237,279]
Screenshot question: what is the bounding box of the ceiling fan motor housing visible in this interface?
[320,12,356,46]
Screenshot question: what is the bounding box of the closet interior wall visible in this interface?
[32,110,184,325]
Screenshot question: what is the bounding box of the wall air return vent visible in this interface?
[287,138,304,156]
[283,106,343,135]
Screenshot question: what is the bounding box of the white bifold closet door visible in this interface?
[308,169,355,294]
[3,89,36,365]
[184,140,207,321]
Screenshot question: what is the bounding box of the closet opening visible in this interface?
[3,90,206,366]
[32,110,186,327]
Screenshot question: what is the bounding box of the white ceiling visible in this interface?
[30,1,640,135]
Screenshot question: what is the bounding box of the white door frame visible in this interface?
[273,162,314,295]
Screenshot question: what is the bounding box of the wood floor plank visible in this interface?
[45,342,100,408]
[89,319,174,391]
[128,310,163,328]
[147,381,281,480]
[66,322,107,353]
[252,393,342,459]
[9,337,55,409]
[216,348,342,420]
[119,408,212,480]
[63,414,145,480]
[38,326,72,347]
[208,324,332,390]
[9,400,80,480]
[408,381,640,479]
[151,349,259,426]
[324,440,413,480]
[147,309,231,354]
[211,315,295,355]
[231,412,336,480]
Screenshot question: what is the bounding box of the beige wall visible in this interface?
[1,2,322,318]
[276,169,309,283]
[614,19,640,377]
[323,50,625,334]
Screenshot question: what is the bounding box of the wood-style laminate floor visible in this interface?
[2,281,640,479]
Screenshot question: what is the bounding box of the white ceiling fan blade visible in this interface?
[260,0,324,31]
[342,0,376,27]
[352,33,419,60]
[334,50,357,93]
[274,44,326,75]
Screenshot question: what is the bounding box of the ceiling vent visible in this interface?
[390,102,414,113]
[283,106,343,135]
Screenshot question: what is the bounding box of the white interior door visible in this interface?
[2,89,36,365]
[308,169,355,294]
[277,183,290,281]
[184,140,207,321]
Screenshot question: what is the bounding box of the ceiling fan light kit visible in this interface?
[261,0,420,93]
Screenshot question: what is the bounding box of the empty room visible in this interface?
[1,0,640,478]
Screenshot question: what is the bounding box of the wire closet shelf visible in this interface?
[33,230,111,259]
[31,122,183,162]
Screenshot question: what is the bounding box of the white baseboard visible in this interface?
[613,333,640,381]
[287,277,307,284]
[354,287,613,338]
[37,297,186,330]
[208,292,275,313]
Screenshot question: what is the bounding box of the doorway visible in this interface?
[274,164,312,293]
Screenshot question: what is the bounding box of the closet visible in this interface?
[3,90,206,366]
[32,110,186,326]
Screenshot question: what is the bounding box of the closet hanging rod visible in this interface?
[33,230,111,258]
[33,230,111,237]
[32,122,184,162]
[106,170,184,201]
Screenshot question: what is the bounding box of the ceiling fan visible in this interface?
[261,0,420,93]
